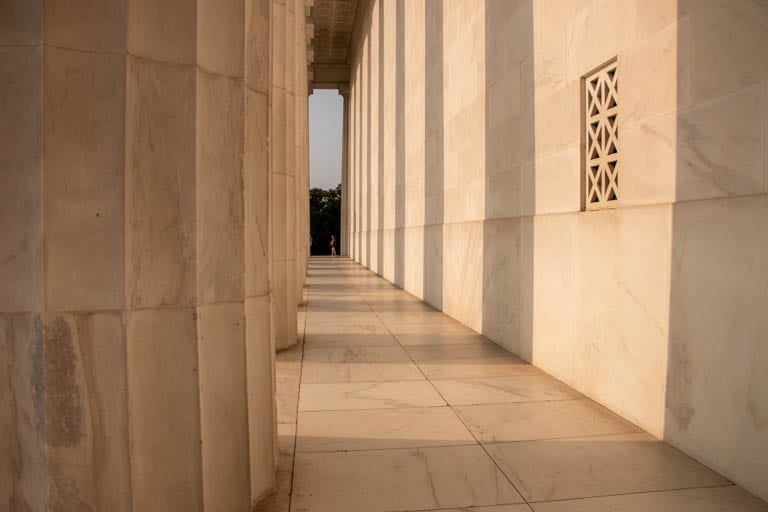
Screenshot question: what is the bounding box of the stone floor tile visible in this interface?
[368,300,439,312]
[304,333,400,347]
[386,321,477,335]
[530,485,768,511]
[418,358,542,380]
[304,320,390,335]
[303,345,411,362]
[423,506,533,512]
[396,333,493,346]
[298,381,446,411]
[306,311,382,324]
[301,360,425,383]
[376,311,459,323]
[291,445,524,512]
[455,399,641,443]
[405,342,514,361]
[433,375,584,405]
[306,302,372,312]
[284,259,767,512]
[486,433,730,502]
[296,407,476,452]
[276,359,301,423]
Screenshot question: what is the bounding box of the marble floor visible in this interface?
[258,257,768,512]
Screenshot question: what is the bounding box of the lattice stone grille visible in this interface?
[584,61,618,209]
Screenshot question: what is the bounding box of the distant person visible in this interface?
[330,235,336,257]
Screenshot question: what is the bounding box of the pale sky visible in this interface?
[309,90,343,189]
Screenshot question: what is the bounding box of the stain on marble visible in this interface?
[44,317,83,448]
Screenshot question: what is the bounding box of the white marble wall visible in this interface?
[346,0,768,501]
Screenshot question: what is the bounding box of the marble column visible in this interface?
[245,0,278,503]
[339,85,351,256]
[1,1,277,509]
[45,0,130,509]
[125,1,201,509]
[295,0,311,303]
[271,0,299,351]
[196,0,258,509]
[1,2,47,510]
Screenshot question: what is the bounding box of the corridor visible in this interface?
[266,258,767,512]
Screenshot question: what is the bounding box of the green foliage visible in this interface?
[310,184,341,255]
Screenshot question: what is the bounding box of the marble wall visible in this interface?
[0,0,310,509]
[346,0,768,501]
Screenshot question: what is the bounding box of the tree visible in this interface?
[309,184,341,255]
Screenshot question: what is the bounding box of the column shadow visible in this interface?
[393,0,406,289]
[365,37,372,268]
[423,0,444,310]
[482,0,535,359]
[377,0,385,276]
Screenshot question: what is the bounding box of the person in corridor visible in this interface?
[330,234,336,256]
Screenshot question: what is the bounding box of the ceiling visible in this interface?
[308,0,360,89]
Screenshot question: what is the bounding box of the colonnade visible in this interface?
[0,1,310,509]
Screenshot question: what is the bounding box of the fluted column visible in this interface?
[124,1,201,509]
[0,1,277,510]
[296,0,311,302]
[339,84,351,256]
[244,0,278,503]
[271,0,299,350]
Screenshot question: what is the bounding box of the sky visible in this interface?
[309,90,343,189]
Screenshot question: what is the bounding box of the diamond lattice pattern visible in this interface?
[585,61,618,208]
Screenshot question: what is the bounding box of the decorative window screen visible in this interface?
[583,60,618,209]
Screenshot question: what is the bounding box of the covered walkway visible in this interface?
[266,257,766,512]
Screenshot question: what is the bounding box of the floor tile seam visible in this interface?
[474,427,648,447]
[343,260,534,507]
[450,397,603,407]
[402,342,512,352]
[368,502,532,512]
[303,342,401,348]
[353,279,448,398]
[293,441,482,455]
[445,394,533,508]
[300,377,429,385]
[525,483,739,505]
[287,280,310,512]
[424,373,545,381]
[409,357,535,364]
[424,373,565,382]
[297,404,451,414]
[485,430,656,444]
[296,404,469,415]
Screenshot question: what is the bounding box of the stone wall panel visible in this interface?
[44,0,125,52]
[43,48,125,311]
[125,309,203,512]
[197,302,250,512]
[0,47,43,313]
[126,56,196,309]
[196,70,245,304]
